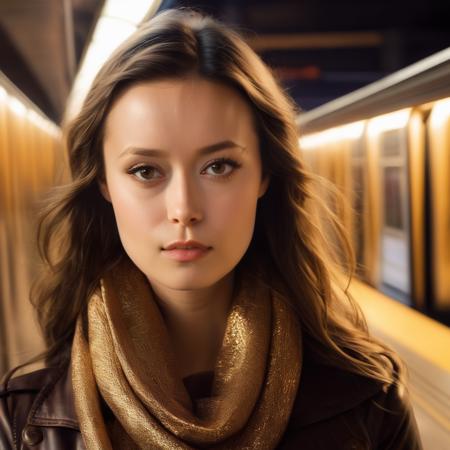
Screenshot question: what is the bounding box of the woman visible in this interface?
[0,8,422,450]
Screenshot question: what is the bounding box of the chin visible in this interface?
[159,277,214,291]
[158,268,229,291]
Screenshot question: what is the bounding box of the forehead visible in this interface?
[103,77,258,153]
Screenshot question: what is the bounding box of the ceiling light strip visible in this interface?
[65,0,162,121]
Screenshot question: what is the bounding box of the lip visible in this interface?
[162,247,211,262]
[161,240,211,262]
[163,240,210,251]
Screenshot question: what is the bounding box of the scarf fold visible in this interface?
[71,257,302,449]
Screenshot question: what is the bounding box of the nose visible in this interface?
[166,170,203,226]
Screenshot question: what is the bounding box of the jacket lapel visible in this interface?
[28,365,79,430]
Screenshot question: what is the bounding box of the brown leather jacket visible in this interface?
[0,353,423,450]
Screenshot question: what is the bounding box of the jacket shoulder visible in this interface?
[1,367,60,395]
[365,376,422,449]
[282,353,423,449]
[1,366,64,450]
[291,355,384,427]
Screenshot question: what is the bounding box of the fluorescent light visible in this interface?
[0,86,7,102]
[9,97,27,117]
[1,74,60,136]
[429,97,450,129]
[367,108,410,137]
[93,17,137,49]
[300,120,365,150]
[28,109,43,127]
[103,0,154,24]
[27,109,60,136]
[65,0,161,120]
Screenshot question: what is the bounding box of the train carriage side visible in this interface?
[298,47,450,450]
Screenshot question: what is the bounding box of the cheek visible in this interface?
[210,181,259,239]
[107,177,162,237]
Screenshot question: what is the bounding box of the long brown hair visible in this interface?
[31,8,404,386]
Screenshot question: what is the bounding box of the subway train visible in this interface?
[298,46,450,326]
[297,47,450,448]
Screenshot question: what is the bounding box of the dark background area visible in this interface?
[1,0,449,122]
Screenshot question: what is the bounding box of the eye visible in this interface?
[202,158,241,178]
[128,165,162,181]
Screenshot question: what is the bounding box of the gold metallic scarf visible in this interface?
[71,257,302,449]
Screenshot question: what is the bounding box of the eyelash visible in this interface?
[127,157,242,183]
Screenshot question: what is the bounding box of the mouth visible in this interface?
[161,239,212,262]
[161,246,211,262]
[162,240,211,251]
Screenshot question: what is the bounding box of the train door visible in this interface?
[367,109,412,305]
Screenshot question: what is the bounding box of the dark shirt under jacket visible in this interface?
[0,350,423,450]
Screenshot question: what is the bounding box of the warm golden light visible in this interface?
[299,120,365,150]
[9,97,27,117]
[65,0,162,120]
[0,86,7,103]
[429,97,450,129]
[103,0,154,24]
[367,108,411,137]
[27,109,60,137]
[1,77,61,135]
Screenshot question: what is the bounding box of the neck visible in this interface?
[149,271,235,377]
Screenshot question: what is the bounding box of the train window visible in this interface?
[351,139,364,158]
[380,130,402,157]
[383,166,404,230]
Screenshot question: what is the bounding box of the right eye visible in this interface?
[128,165,163,182]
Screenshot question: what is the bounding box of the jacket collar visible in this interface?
[28,365,79,430]
[27,355,382,430]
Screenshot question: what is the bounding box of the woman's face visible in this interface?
[100,76,269,290]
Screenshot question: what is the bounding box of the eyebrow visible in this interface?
[119,140,247,159]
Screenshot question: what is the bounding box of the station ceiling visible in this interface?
[0,0,449,123]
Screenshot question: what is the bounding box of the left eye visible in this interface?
[203,159,239,176]
[128,165,162,181]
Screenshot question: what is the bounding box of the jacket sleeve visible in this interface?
[367,380,423,450]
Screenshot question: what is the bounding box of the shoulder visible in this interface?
[1,366,62,394]
[290,352,384,427]
[1,366,65,411]
[281,351,423,449]
[362,374,422,449]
